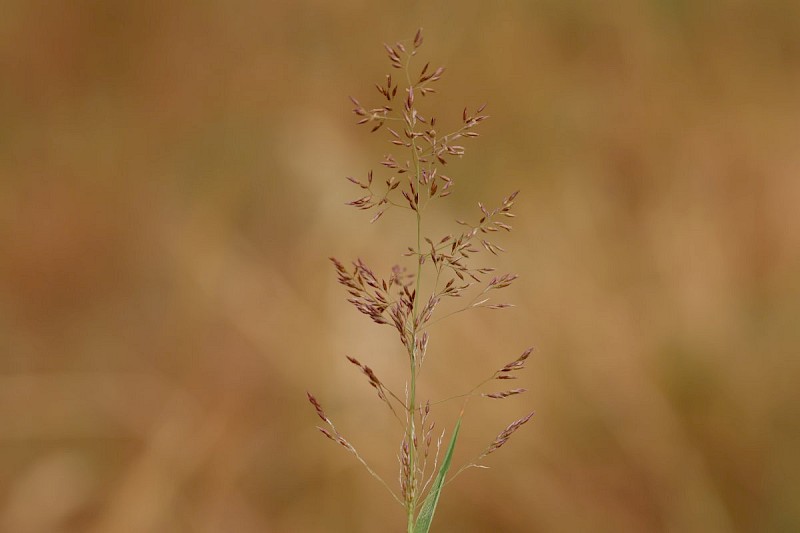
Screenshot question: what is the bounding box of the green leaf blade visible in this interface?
[413,416,462,533]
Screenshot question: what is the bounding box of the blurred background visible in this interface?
[1,1,799,531]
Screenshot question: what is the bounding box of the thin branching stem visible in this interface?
[312,29,532,533]
[405,47,423,533]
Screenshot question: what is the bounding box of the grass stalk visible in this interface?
[308,29,534,532]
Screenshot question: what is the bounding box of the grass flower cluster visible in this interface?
[308,29,534,533]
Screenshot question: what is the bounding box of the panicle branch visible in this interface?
[478,411,535,460]
[346,355,407,418]
[307,392,403,505]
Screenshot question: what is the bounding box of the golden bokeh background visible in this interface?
[2,1,800,532]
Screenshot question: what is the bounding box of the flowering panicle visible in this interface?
[308,29,534,532]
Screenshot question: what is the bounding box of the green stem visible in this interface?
[405,44,427,530]
[407,128,423,533]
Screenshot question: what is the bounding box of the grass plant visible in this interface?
[308,29,534,533]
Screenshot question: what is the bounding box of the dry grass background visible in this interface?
[1,1,800,532]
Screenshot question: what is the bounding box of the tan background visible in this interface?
[2,1,800,532]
